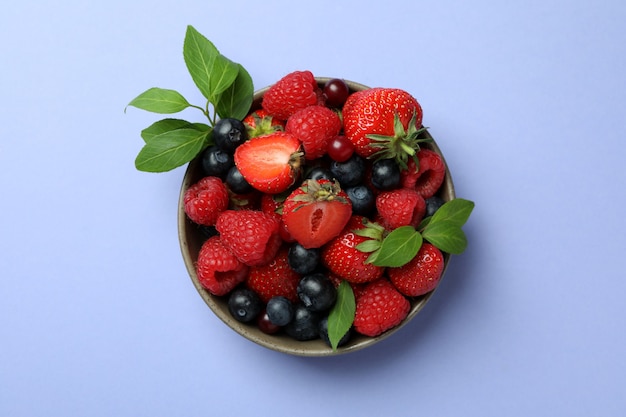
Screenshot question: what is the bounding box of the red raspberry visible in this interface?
[183,176,229,226]
[286,105,342,160]
[353,279,410,337]
[400,157,420,189]
[388,243,445,297]
[246,246,301,303]
[375,188,426,230]
[414,149,446,199]
[261,70,321,120]
[215,210,282,266]
[196,236,248,296]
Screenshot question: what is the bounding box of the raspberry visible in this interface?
[261,70,321,120]
[286,105,342,160]
[353,279,410,337]
[246,246,301,303]
[375,188,426,230]
[215,210,282,266]
[414,149,446,199]
[196,236,248,296]
[388,243,444,297]
[400,157,420,188]
[183,176,229,226]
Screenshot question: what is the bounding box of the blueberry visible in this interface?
[201,145,234,178]
[346,185,375,216]
[297,273,337,312]
[305,166,333,182]
[226,165,255,194]
[318,316,352,348]
[266,296,294,326]
[228,288,262,323]
[288,243,320,275]
[329,154,365,187]
[213,118,248,153]
[370,158,401,190]
[425,196,446,217]
[284,304,321,341]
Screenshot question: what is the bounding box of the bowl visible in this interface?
[178,78,455,356]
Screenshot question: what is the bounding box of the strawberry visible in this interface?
[321,215,385,284]
[215,209,282,266]
[261,70,321,120]
[388,243,445,297]
[246,246,301,303]
[183,176,230,226]
[413,148,446,199]
[195,236,249,296]
[375,188,426,230]
[353,278,410,337]
[243,109,285,138]
[286,105,342,160]
[233,132,303,194]
[282,179,352,249]
[342,87,426,167]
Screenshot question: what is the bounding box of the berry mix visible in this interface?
[184,71,451,348]
[128,27,473,351]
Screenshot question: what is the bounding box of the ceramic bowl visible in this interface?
[178,78,455,356]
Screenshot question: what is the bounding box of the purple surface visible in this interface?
[1,1,625,415]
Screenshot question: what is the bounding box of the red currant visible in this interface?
[323,78,350,108]
[327,135,354,162]
[257,310,281,334]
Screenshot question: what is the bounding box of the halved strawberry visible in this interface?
[282,179,352,249]
[233,132,303,194]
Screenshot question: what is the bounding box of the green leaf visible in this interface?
[135,128,209,172]
[369,226,423,267]
[355,240,381,253]
[422,222,468,255]
[327,281,355,350]
[126,87,190,114]
[141,118,210,142]
[430,198,475,227]
[215,63,254,120]
[183,25,240,101]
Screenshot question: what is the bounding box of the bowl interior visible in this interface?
[178,78,455,356]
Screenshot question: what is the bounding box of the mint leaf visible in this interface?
[126,87,190,114]
[183,25,239,101]
[215,63,254,120]
[422,222,467,255]
[368,226,423,267]
[327,281,355,350]
[141,118,210,142]
[135,128,209,172]
[430,198,475,227]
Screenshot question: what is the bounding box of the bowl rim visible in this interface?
[177,78,456,357]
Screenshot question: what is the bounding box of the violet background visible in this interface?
[2,0,625,415]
